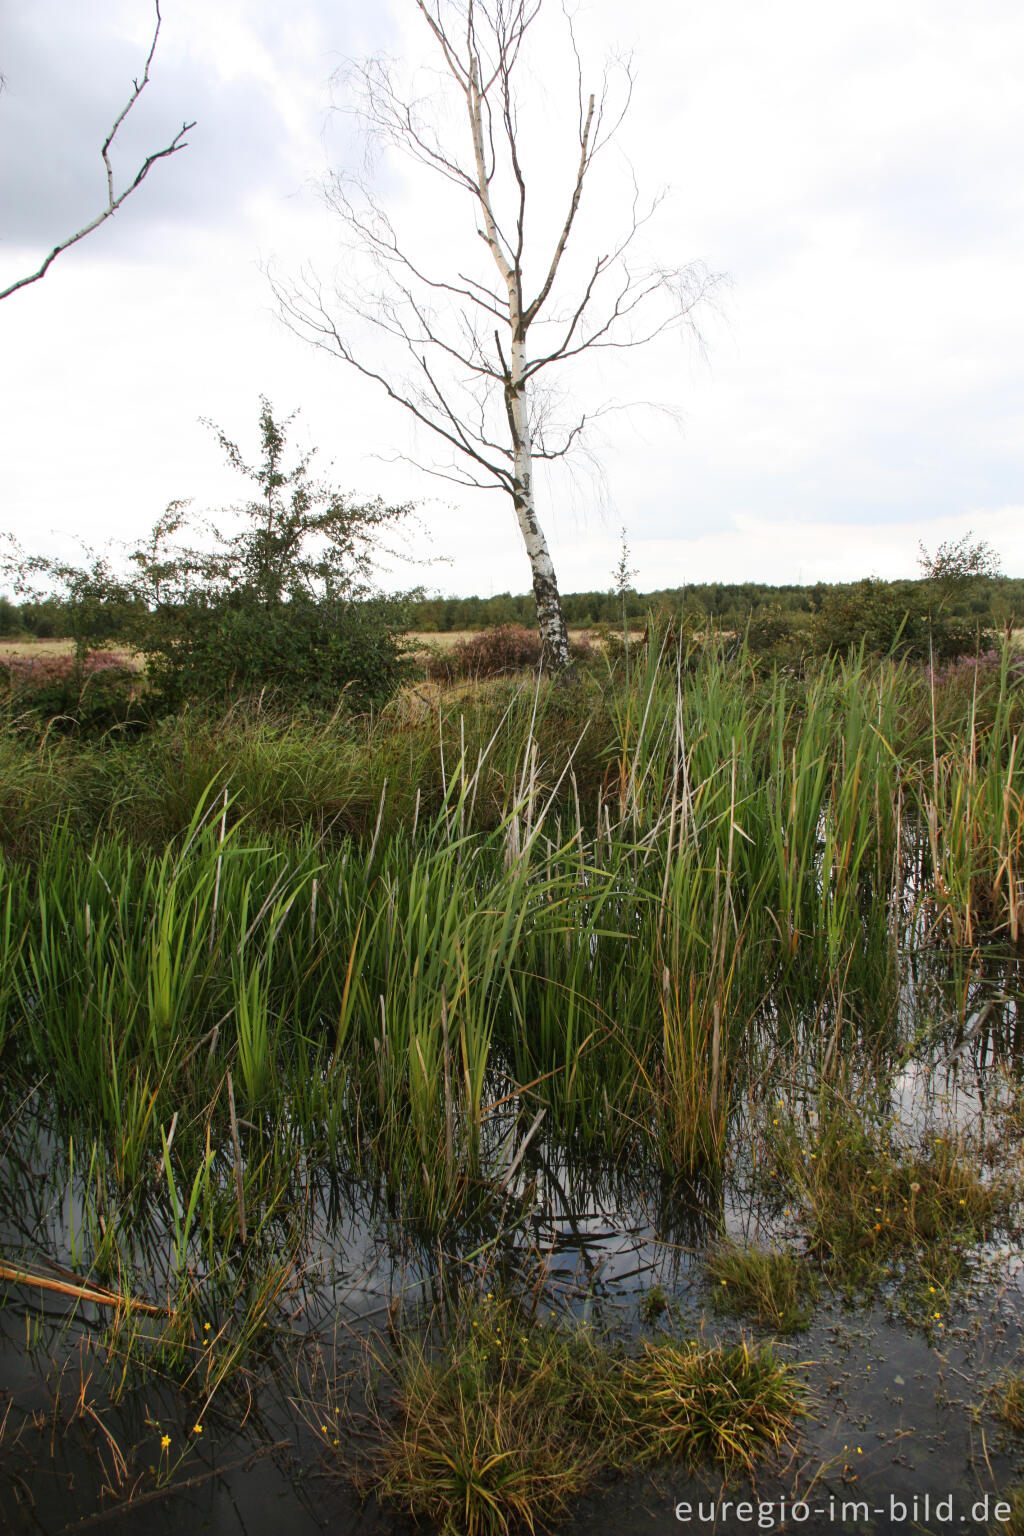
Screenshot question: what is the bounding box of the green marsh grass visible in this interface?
[995,1372,1024,1433]
[623,1335,805,1472]
[0,637,1021,1524]
[707,1241,816,1334]
[766,1087,1016,1307]
[992,1489,1024,1536]
[356,1291,805,1536]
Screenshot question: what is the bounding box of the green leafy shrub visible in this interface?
[811,579,993,663]
[3,399,417,720]
[144,595,412,714]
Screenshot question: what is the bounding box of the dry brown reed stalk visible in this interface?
[0,1263,165,1315]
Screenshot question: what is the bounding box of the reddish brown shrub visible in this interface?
[0,650,146,734]
[425,624,592,682]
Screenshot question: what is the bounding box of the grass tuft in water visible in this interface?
[356,1291,805,1535]
[623,1336,806,1472]
[768,1093,1016,1308]
[707,1240,816,1333]
[995,1372,1024,1434]
[359,1295,612,1536]
[991,1487,1024,1536]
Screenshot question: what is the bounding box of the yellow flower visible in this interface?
[192,1424,203,1435]
[203,1322,211,1332]
[160,1435,171,1450]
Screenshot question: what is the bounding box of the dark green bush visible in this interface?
[144,595,412,714]
[810,579,993,663]
[742,604,814,667]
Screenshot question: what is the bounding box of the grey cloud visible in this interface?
[635,372,1024,541]
[0,4,314,263]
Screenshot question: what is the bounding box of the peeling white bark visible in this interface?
[507,338,571,670]
[466,54,574,670]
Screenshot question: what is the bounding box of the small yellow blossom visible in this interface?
[192,1424,203,1435]
[160,1435,171,1450]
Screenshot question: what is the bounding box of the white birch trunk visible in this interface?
[467,60,573,672]
[508,337,572,671]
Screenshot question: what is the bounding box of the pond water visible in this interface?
[3,958,1024,1536]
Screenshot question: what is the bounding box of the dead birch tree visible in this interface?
[1,2,194,303]
[274,0,716,669]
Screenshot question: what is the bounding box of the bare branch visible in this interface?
[271,268,513,492]
[0,2,194,303]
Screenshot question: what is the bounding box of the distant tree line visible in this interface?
[402,577,1023,634]
[4,575,1021,645]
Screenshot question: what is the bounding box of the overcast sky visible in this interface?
[2,0,1022,600]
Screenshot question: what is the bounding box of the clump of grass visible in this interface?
[356,1291,805,1535]
[707,1240,816,1333]
[769,1098,1015,1306]
[995,1372,1024,1433]
[624,1336,805,1473]
[991,1487,1024,1536]
[359,1295,612,1535]
[638,1284,670,1324]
